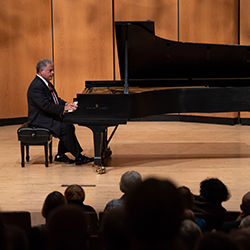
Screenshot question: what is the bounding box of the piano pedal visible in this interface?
[93,165,106,174]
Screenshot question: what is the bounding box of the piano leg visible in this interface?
[87,125,108,174]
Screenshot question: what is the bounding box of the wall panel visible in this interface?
[179,0,238,44]
[53,0,113,102]
[0,0,52,119]
[240,0,250,45]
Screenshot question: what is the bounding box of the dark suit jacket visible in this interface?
[27,76,66,137]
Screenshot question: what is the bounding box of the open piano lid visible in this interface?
[115,21,250,81]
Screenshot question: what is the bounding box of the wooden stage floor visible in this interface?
[1,121,250,226]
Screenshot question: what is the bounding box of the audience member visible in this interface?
[6,225,29,250]
[41,191,66,223]
[45,204,89,250]
[104,171,142,212]
[125,178,185,250]
[0,217,8,249]
[221,191,250,233]
[27,191,66,250]
[178,219,202,250]
[191,178,230,231]
[178,186,206,232]
[64,184,98,235]
[238,191,250,220]
[64,184,96,212]
[229,227,250,250]
[195,231,239,250]
[99,207,129,250]
[239,215,250,229]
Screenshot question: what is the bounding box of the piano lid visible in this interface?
[115,21,250,80]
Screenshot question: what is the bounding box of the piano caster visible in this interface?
[93,165,106,174]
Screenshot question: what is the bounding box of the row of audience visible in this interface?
[1,171,250,250]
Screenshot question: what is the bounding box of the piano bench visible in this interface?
[17,123,52,167]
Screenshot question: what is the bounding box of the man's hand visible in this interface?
[64,102,78,113]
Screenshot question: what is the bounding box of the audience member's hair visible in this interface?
[195,231,239,250]
[125,178,184,248]
[99,207,129,250]
[119,171,142,195]
[178,219,202,250]
[45,205,88,250]
[64,184,85,203]
[199,178,230,204]
[239,215,250,229]
[41,191,66,221]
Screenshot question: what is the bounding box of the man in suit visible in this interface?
[221,191,250,233]
[27,58,93,165]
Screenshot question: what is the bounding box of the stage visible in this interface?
[1,121,250,226]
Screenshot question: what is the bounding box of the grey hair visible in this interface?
[240,215,250,228]
[36,59,53,73]
[119,171,142,194]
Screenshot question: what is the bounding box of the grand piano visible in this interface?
[64,21,250,174]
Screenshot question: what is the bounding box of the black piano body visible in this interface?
[64,21,250,173]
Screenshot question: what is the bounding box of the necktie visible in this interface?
[48,83,59,104]
[48,83,62,118]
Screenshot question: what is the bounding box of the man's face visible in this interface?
[39,63,54,82]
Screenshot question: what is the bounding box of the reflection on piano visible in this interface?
[64,21,250,174]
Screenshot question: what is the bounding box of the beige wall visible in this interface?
[1,0,250,120]
[179,0,238,44]
[0,0,52,119]
[53,0,113,102]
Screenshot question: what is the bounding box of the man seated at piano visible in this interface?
[27,58,93,165]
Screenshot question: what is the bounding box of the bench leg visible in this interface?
[21,142,25,167]
[44,143,49,167]
[49,140,53,163]
[26,145,30,162]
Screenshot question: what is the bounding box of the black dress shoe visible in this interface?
[54,154,75,164]
[75,155,94,165]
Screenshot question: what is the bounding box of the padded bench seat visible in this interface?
[17,123,52,167]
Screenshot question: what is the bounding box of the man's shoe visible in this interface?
[75,155,94,165]
[54,153,75,164]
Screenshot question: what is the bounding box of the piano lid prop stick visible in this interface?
[124,26,129,94]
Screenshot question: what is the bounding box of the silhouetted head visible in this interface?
[240,192,250,216]
[178,219,202,250]
[100,207,129,250]
[41,191,66,221]
[199,178,230,204]
[178,186,194,209]
[46,205,88,250]
[125,178,183,247]
[196,232,238,250]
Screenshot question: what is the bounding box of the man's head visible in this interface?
[36,58,54,82]
[240,192,250,217]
